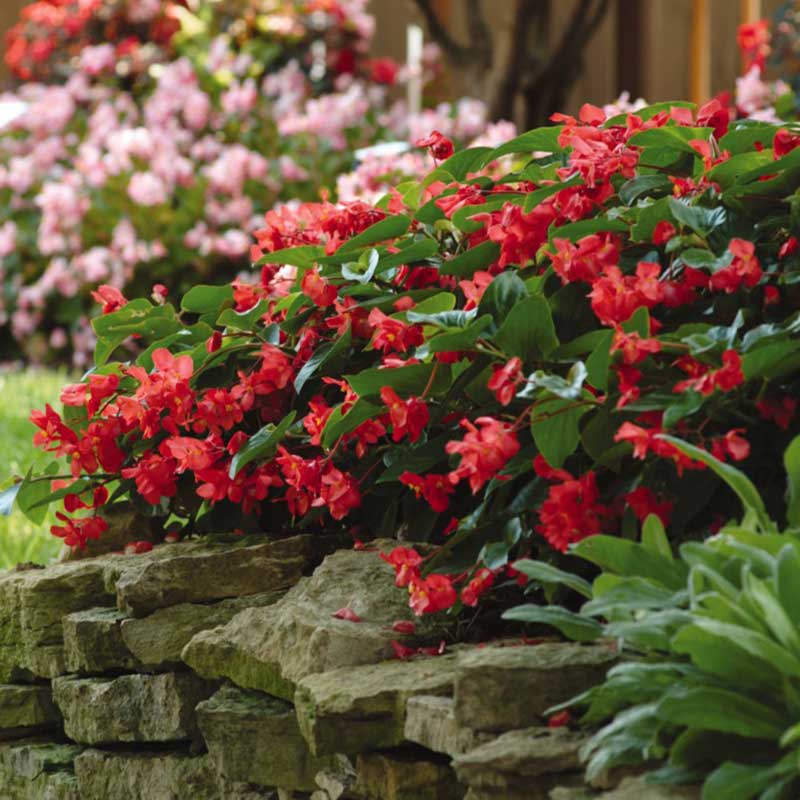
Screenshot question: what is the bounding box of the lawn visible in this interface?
[0,369,69,569]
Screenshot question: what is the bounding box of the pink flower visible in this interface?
[128,172,168,206]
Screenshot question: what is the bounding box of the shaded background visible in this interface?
[0,0,789,109]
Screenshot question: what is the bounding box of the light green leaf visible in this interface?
[511,558,593,598]
[502,604,603,641]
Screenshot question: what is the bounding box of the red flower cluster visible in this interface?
[534,456,613,552]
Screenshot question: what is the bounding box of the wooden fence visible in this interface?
[370,0,790,113]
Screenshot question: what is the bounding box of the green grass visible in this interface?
[0,369,71,569]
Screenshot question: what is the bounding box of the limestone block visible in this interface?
[0,739,81,800]
[0,560,113,681]
[114,534,335,616]
[453,727,586,799]
[183,545,438,700]
[295,653,462,756]
[62,607,139,674]
[0,684,61,739]
[355,749,463,800]
[197,685,338,791]
[52,672,217,744]
[403,695,489,757]
[74,749,219,800]
[454,643,616,732]
[313,755,358,799]
[121,592,282,670]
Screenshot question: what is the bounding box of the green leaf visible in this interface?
[347,363,451,400]
[531,396,589,468]
[494,294,559,364]
[689,617,800,679]
[482,126,565,163]
[321,399,382,450]
[511,558,593,598]
[256,244,322,268]
[426,315,494,353]
[583,578,683,616]
[16,465,57,525]
[181,284,233,314]
[574,535,688,589]
[336,214,411,254]
[619,174,673,205]
[294,330,352,394]
[521,363,587,401]
[667,197,727,237]
[217,300,271,331]
[477,271,528,325]
[342,248,379,283]
[375,238,439,274]
[548,218,628,244]
[440,241,500,277]
[703,762,785,800]
[742,340,800,382]
[656,685,786,740]
[642,514,672,559]
[502,604,603,642]
[629,125,713,153]
[775,545,800,625]
[92,300,182,366]
[439,147,494,180]
[0,483,20,516]
[658,435,773,533]
[585,329,614,391]
[719,121,779,154]
[671,624,780,689]
[376,434,450,484]
[228,412,297,478]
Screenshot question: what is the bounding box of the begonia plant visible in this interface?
[7,100,800,620]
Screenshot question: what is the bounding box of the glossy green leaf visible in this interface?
[494,294,559,364]
[531,396,589,468]
[229,411,297,478]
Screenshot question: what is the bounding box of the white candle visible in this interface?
[407,24,424,116]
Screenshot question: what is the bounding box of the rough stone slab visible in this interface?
[115,534,337,617]
[52,672,217,744]
[403,695,490,757]
[74,748,220,800]
[355,749,463,800]
[0,739,82,800]
[121,592,283,670]
[197,685,338,791]
[0,561,114,681]
[454,643,616,732]
[312,755,358,799]
[453,727,586,799]
[295,653,462,756]
[183,545,440,700]
[0,684,61,739]
[63,607,140,674]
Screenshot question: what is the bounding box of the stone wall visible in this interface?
[0,534,698,800]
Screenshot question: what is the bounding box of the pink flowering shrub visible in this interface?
[4,0,183,84]
[0,1,510,364]
[8,104,800,621]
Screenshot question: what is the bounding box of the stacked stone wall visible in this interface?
[0,535,698,799]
